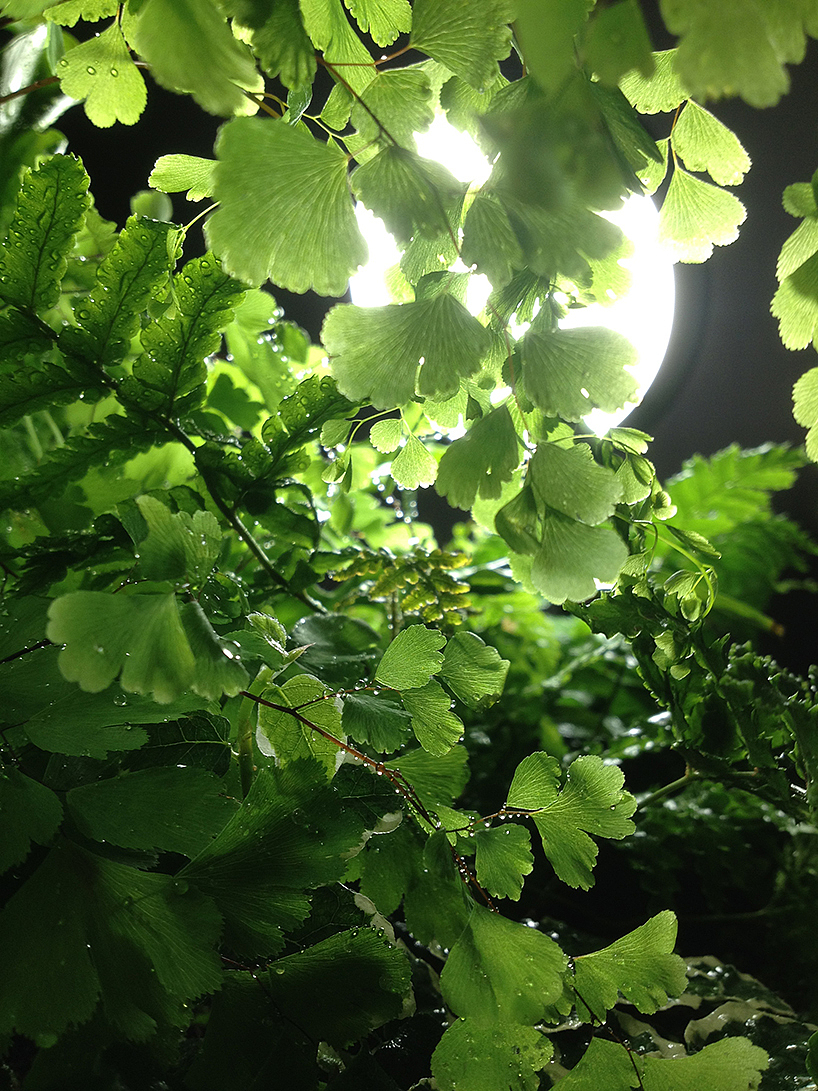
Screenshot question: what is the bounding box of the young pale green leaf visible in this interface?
[207,117,367,294]
[45,0,119,24]
[671,101,751,186]
[793,366,818,461]
[0,768,62,875]
[529,513,629,604]
[0,155,89,313]
[658,167,746,263]
[440,631,509,710]
[352,146,465,244]
[440,903,566,1024]
[403,678,464,755]
[641,1036,769,1090]
[325,294,492,408]
[256,674,344,776]
[411,0,513,89]
[385,745,469,809]
[126,0,262,116]
[149,153,215,201]
[659,0,816,107]
[375,624,446,689]
[620,48,688,113]
[572,911,687,1020]
[436,404,520,510]
[58,22,147,127]
[0,839,222,1043]
[320,417,352,446]
[66,767,239,857]
[432,1018,553,1091]
[528,442,624,526]
[521,325,638,422]
[129,254,245,414]
[343,0,412,45]
[507,753,636,889]
[776,216,818,283]
[390,433,438,489]
[369,417,403,452]
[132,495,222,585]
[351,69,434,146]
[582,0,654,86]
[609,426,653,454]
[59,217,176,368]
[266,928,411,1047]
[773,251,818,350]
[242,0,316,88]
[300,0,376,94]
[474,823,534,901]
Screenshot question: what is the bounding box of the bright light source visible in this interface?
[349,117,675,433]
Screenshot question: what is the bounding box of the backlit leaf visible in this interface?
[351,69,434,145]
[375,623,446,689]
[793,366,818,461]
[343,0,412,46]
[149,153,215,201]
[528,442,624,526]
[620,49,688,113]
[242,0,316,89]
[512,0,588,96]
[583,0,654,86]
[572,911,687,1020]
[131,495,222,585]
[410,0,513,90]
[671,101,751,186]
[658,167,746,263]
[300,0,376,94]
[207,117,367,294]
[440,631,509,709]
[390,433,438,489]
[435,404,520,510]
[507,752,636,888]
[58,22,147,127]
[369,418,403,452]
[530,513,628,604]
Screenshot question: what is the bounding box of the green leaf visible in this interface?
[325,295,492,409]
[658,167,746,263]
[641,1037,769,1090]
[403,678,464,755]
[385,744,469,809]
[343,0,412,46]
[181,762,390,955]
[131,495,222,585]
[0,357,89,429]
[66,767,239,857]
[432,1018,553,1091]
[257,674,344,776]
[0,155,90,313]
[57,22,147,127]
[440,903,566,1023]
[474,823,533,901]
[773,251,818,350]
[353,146,464,245]
[528,442,624,525]
[0,767,62,875]
[436,405,520,510]
[120,711,232,775]
[128,254,245,415]
[391,432,438,489]
[659,0,818,107]
[583,0,654,86]
[59,217,177,367]
[671,100,751,186]
[207,117,367,294]
[556,1037,638,1090]
[241,0,316,89]
[342,691,412,752]
[369,418,403,452]
[572,911,687,1020]
[149,153,215,201]
[620,49,688,113]
[461,191,525,289]
[46,590,247,705]
[794,367,818,461]
[410,0,513,89]
[512,0,588,96]
[529,513,629,604]
[507,753,636,889]
[440,631,509,709]
[300,0,376,94]
[0,839,222,1042]
[126,0,262,116]
[266,929,411,1046]
[374,623,446,689]
[520,325,638,422]
[351,69,434,145]
[45,0,119,24]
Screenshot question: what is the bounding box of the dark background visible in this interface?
[53,12,818,668]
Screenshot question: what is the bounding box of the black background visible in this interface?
[52,11,818,669]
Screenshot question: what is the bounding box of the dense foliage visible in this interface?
[3,1,818,1088]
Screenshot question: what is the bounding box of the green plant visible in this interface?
[2,2,818,1089]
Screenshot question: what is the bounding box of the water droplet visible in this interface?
[110,67,118,76]
[86,66,96,75]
